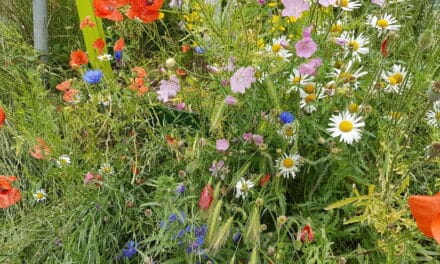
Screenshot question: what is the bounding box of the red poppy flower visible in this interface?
[80,15,96,29]
[63,88,80,103]
[181,45,190,53]
[409,193,440,243]
[176,69,186,76]
[126,0,164,23]
[30,137,51,160]
[56,79,73,92]
[0,107,6,127]
[129,77,149,95]
[69,50,89,69]
[299,225,314,242]
[259,174,271,187]
[93,38,106,55]
[93,0,129,21]
[114,37,125,52]
[0,176,21,209]
[132,67,147,78]
[198,183,214,210]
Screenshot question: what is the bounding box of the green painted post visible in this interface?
[75,0,113,79]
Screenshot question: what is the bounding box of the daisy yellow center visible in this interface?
[389,111,401,119]
[339,120,353,132]
[377,19,389,28]
[305,94,317,103]
[338,0,349,7]
[389,73,403,84]
[283,158,295,168]
[292,76,301,84]
[349,103,359,113]
[436,112,440,120]
[35,193,45,199]
[334,61,344,69]
[272,44,282,53]
[284,126,294,136]
[304,83,315,94]
[241,182,249,192]
[348,41,359,51]
[103,167,112,173]
[331,24,343,33]
[339,72,352,82]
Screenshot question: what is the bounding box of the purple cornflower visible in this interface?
[176,183,185,194]
[121,240,137,258]
[194,46,206,54]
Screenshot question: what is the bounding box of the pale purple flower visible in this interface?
[221,79,230,87]
[225,95,238,105]
[281,0,310,18]
[209,160,225,177]
[295,37,317,58]
[230,66,256,94]
[169,0,183,8]
[157,75,180,102]
[302,26,313,38]
[216,139,230,151]
[252,134,264,145]
[206,65,220,73]
[257,0,266,4]
[243,132,253,142]
[318,0,336,7]
[176,102,186,110]
[224,56,236,72]
[299,58,322,75]
[371,0,385,7]
[84,172,95,184]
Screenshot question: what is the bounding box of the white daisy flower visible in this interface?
[336,0,362,11]
[33,189,47,202]
[299,88,326,113]
[366,13,401,36]
[278,123,297,144]
[98,94,112,106]
[287,69,314,93]
[426,101,440,127]
[337,31,370,62]
[277,153,301,179]
[327,111,365,144]
[56,154,71,168]
[235,178,255,199]
[381,64,409,93]
[265,36,292,61]
[99,163,114,175]
[327,60,367,90]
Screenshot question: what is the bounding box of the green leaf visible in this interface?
[324,196,366,210]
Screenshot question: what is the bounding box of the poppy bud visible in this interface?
[0,107,6,127]
[299,225,314,242]
[198,183,214,210]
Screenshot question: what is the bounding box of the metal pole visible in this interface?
[33,0,48,63]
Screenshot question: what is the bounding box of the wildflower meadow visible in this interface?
[1,0,440,263]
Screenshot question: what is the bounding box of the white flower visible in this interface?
[99,163,114,175]
[97,54,112,61]
[366,13,400,36]
[327,60,367,90]
[235,178,255,199]
[33,189,47,202]
[327,111,365,144]
[336,0,362,11]
[277,153,301,178]
[56,154,71,168]
[287,68,314,93]
[265,36,292,61]
[278,123,297,144]
[97,94,112,106]
[426,101,440,127]
[299,87,326,113]
[337,31,370,62]
[381,64,409,93]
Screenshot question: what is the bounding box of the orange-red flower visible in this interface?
[30,137,51,160]
[299,225,314,242]
[129,77,149,95]
[409,193,440,243]
[56,79,73,91]
[93,0,129,21]
[69,50,89,69]
[114,37,125,52]
[93,38,106,55]
[198,183,214,210]
[259,174,271,187]
[80,15,96,29]
[0,176,21,209]
[63,89,80,103]
[0,107,6,127]
[126,0,164,23]
[132,67,147,78]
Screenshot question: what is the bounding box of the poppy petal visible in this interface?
[431,212,440,243]
[408,193,440,238]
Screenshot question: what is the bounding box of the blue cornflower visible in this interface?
[83,69,103,84]
[114,50,122,61]
[280,111,295,124]
[169,213,178,222]
[194,46,206,54]
[121,240,137,258]
[194,225,207,237]
[176,183,185,194]
[232,232,241,243]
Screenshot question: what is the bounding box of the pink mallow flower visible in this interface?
[281,0,310,18]
[157,75,180,102]
[230,66,256,94]
[371,0,385,7]
[224,95,238,105]
[299,58,322,75]
[318,0,336,7]
[216,139,230,151]
[295,37,317,58]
